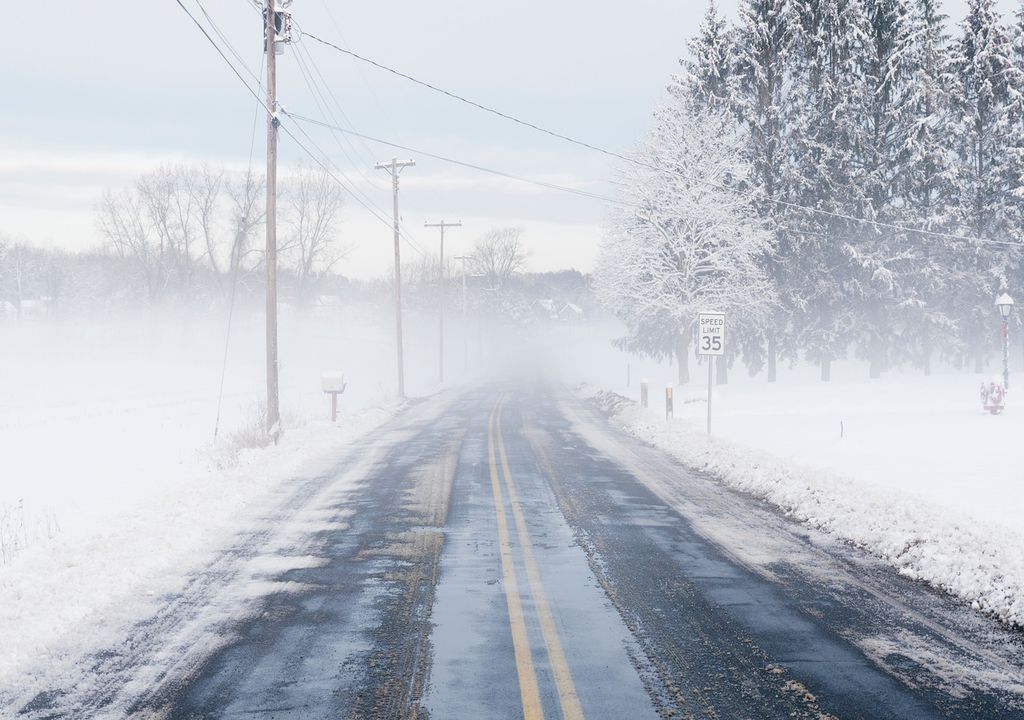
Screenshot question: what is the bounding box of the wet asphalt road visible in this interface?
[15,383,1024,719]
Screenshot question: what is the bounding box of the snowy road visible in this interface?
[12,384,1024,719]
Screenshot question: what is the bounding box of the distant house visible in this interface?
[534,298,558,321]
[558,302,584,322]
[317,294,343,308]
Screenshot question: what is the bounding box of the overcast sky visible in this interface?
[2,0,1013,278]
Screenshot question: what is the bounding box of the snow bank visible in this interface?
[580,384,1024,628]
[0,402,398,694]
[0,310,433,695]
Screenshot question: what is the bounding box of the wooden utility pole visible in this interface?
[455,255,471,375]
[375,158,415,398]
[425,220,461,384]
[264,0,281,436]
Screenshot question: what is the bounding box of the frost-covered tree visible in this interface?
[732,0,793,380]
[897,0,958,374]
[847,0,920,378]
[595,102,774,385]
[947,0,1017,369]
[785,0,872,380]
[1000,2,1024,309]
[673,0,735,109]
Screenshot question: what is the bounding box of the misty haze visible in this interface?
[5,0,1024,718]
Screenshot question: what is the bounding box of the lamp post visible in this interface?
[996,293,1014,390]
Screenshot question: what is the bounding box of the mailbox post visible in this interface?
[321,372,347,422]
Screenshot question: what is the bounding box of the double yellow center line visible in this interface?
[488,398,584,720]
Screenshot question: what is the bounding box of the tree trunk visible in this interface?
[767,333,778,383]
[676,332,690,385]
[821,356,831,382]
[922,325,931,377]
[869,333,884,380]
[974,350,985,374]
[716,355,728,385]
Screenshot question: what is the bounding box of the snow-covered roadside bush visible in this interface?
[581,385,1024,628]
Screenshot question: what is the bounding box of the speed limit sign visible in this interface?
[698,312,726,356]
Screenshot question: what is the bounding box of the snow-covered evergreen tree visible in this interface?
[785,0,872,380]
[732,0,794,381]
[672,1,736,110]
[898,0,958,374]
[850,0,919,378]
[595,102,774,385]
[947,0,1017,370]
[1001,2,1024,312]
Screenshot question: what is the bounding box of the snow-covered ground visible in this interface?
[579,373,1024,627]
[0,304,448,691]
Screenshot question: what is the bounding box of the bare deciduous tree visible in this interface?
[468,227,527,291]
[281,167,345,304]
[192,166,224,280]
[96,165,264,304]
[226,171,265,280]
[97,188,167,303]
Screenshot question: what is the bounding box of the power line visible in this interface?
[194,0,262,85]
[284,48,428,255]
[292,39,387,189]
[302,31,634,166]
[283,118,428,257]
[302,30,1023,251]
[174,0,269,112]
[180,4,1017,254]
[172,0,426,258]
[283,111,638,208]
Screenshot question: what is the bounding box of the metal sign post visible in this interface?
[697,312,726,434]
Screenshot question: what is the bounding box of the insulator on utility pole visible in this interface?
[375,158,416,398]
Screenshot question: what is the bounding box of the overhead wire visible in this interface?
[301,30,1024,251]
[288,27,429,256]
[175,0,426,258]
[283,111,640,208]
[283,116,428,258]
[202,0,264,440]
[291,39,387,189]
[292,29,391,183]
[181,4,1004,256]
[175,0,632,252]
[315,1,403,142]
[195,1,262,86]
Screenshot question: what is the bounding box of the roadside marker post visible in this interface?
[665,386,674,420]
[640,379,648,408]
[697,312,726,434]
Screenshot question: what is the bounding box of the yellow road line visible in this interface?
[496,404,586,720]
[488,402,545,720]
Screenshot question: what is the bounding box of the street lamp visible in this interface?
[996,293,1014,390]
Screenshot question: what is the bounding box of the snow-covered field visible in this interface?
[580,372,1024,627]
[0,305,445,690]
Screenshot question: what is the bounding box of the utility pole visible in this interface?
[263,0,289,437]
[375,157,415,398]
[455,255,471,375]
[425,220,461,384]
